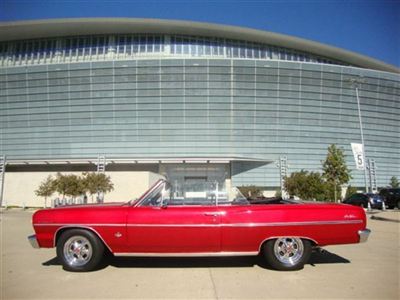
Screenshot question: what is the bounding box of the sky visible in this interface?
[0,0,399,67]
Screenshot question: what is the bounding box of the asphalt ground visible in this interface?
[1,208,399,300]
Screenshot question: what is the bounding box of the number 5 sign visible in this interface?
[351,143,365,170]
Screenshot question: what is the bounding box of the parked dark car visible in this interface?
[343,193,384,209]
[379,188,400,209]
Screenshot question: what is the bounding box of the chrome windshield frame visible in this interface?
[133,179,166,207]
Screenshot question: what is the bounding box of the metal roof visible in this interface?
[0,18,398,73]
[4,156,272,166]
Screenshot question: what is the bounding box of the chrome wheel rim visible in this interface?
[273,237,304,266]
[63,236,93,267]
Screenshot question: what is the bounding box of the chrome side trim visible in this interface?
[34,219,363,228]
[114,251,258,257]
[28,234,40,249]
[125,220,363,227]
[35,223,125,227]
[52,225,114,253]
[358,229,371,243]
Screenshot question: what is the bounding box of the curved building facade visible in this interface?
[0,19,399,206]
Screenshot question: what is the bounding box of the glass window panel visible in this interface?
[191,40,197,56]
[198,38,204,56]
[260,47,267,59]
[170,36,175,54]
[246,46,253,58]
[205,39,211,55]
[212,39,218,56]
[154,36,161,52]
[78,38,85,49]
[225,40,232,57]
[133,37,139,53]
[176,37,182,54]
[147,36,154,52]
[218,38,224,56]
[15,42,21,55]
[232,44,239,58]
[271,48,278,59]
[239,45,246,58]
[98,36,106,47]
[183,38,189,54]
[139,36,146,52]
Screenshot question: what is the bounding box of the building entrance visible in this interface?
[162,164,229,201]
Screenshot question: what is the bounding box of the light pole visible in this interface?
[348,77,369,193]
[276,156,288,199]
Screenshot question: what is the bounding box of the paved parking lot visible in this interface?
[1,209,399,299]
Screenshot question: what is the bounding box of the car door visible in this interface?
[219,205,265,253]
[126,206,221,253]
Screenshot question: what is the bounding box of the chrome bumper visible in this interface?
[358,229,371,243]
[28,234,40,249]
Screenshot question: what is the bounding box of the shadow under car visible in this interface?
[42,249,350,271]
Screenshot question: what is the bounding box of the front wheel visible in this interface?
[56,229,105,272]
[262,237,312,271]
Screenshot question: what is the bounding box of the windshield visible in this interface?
[137,180,249,207]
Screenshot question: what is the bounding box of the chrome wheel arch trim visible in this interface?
[258,236,318,253]
[53,225,114,253]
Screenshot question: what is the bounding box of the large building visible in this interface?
[0,18,399,207]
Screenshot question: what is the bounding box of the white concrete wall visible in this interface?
[2,171,161,207]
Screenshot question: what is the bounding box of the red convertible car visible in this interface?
[28,179,370,272]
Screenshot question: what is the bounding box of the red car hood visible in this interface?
[32,202,129,225]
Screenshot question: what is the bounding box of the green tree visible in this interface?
[284,170,308,200]
[322,144,352,202]
[54,173,86,199]
[35,175,56,208]
[307,172,331,201]
[275,189,282,198]
[389,176,399,188]
[284,170,329,201]
[82,172,114,202]
[344,185,358,200]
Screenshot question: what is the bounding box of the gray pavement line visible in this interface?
[370,215,400,223]
[208,268,219,300]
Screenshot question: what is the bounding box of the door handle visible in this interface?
[204,212,220,217]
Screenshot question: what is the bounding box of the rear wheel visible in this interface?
[56,229,104,272]
[263,237,312,271]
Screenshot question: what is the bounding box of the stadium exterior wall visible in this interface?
[0,19,399,206]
